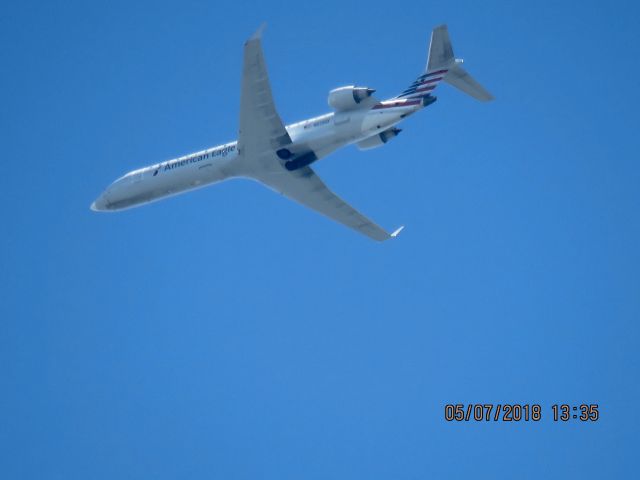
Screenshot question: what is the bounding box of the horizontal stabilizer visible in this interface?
[400,25,493,102]
[423,25,493,102]
[444,63,494,101]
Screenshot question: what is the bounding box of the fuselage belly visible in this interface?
[91,102,421,212]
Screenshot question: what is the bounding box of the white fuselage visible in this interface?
[91,99,423,211]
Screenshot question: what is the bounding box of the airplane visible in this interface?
[91,24,492,241]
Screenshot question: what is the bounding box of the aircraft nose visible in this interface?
[90,194,108,211]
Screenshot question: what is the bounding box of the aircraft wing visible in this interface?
[238,24,291,160]
[252,167,402,242]
[238,26,401,242]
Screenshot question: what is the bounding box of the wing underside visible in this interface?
[238,24,291,161]
[252,167,398,242]
[237,25,400,241]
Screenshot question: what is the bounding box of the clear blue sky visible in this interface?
[1,0,639,478]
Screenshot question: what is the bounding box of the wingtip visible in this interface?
[390,225,405,238]
[249,22,267,41]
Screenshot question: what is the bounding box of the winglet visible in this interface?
[390,225,405,238]
[249,23,267,41]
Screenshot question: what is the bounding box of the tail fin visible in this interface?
[426,25,455,72]
[397,25,493,102]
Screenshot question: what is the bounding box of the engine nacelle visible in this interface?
[356,127,402,150]
[328,86,375,111]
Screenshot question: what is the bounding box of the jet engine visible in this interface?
[356,127,402,150]
[328,86,376,111]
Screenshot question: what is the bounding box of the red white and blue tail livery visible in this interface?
[397,69,449,100]
[91,25,493,241]
[399,25,493,103]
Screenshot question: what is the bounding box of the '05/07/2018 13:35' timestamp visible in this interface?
[444,404,599,422]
